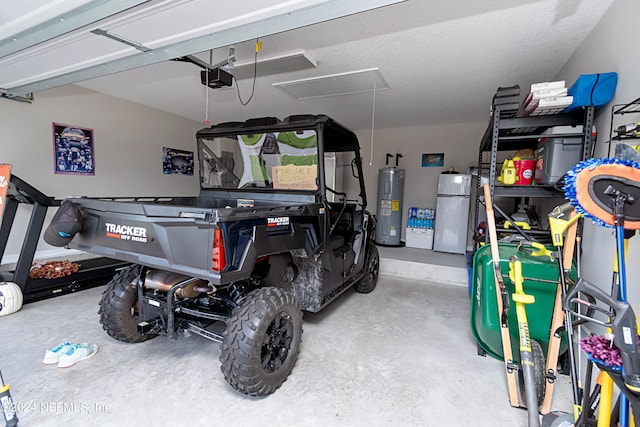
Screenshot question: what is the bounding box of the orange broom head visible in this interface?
[566,159,640,230]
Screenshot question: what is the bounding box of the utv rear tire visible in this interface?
[220,287,302,396]
[99,265,153,343]
[354,243,379,293]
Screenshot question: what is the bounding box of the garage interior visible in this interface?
[1,0,639,426]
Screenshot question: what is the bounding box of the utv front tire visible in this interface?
[220,287,303,396]
[354,243,379,293]
[99,265,152,343]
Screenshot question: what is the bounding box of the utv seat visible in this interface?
[328,235,345,251]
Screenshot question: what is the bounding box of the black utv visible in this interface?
[45,114,380,396]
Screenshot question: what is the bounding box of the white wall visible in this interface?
[1,85,202,262]
[355,121,485,240]
[555,0,640,307]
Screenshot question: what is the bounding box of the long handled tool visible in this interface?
[597,370,614,427]
[540,207,580,415]
[483,184,520,408]
[542,204,582,420]
[595,229,634,427]
[0,367,18,427]
[609,192,636,427]
[509,255,541,427]
[563,157,640,425]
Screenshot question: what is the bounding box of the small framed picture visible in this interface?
[422,153,445,167]
[163,147,194,176]
[53,123,95,175]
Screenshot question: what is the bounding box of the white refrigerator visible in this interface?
[433,173,472,254]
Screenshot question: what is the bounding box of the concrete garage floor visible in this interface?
[0,256,573,426]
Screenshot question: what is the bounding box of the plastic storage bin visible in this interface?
[535,125,584,185]
[469,243,574,361]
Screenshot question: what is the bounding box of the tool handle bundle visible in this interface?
[562,156,640,425]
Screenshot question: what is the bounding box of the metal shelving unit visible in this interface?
[473,97,595,243]
[607,97,640,157]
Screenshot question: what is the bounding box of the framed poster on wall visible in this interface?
[421,152,444,167]
[163,147,194,176]
[52,123,95,175]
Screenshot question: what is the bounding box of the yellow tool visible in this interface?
[540,204,582,420]
[505,221,531,230]
[540,205,580,416]
[498,159,517,185]
[597,369,614,427]
[517,241,553,260]
[509,255,541,427]
[597,234,634,427]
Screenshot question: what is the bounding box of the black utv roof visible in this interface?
[196,114,360,153]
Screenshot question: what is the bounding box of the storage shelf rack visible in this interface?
[474,99,595,242]
[607,96,640,157]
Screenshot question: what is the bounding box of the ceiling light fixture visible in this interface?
[272,67,389,100]
[231,49,317,80]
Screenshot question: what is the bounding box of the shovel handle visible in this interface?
[483,184,501,263]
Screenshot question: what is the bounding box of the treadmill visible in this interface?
[0,175,129,303]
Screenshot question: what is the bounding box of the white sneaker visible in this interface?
[57,343,98,368]
[42,340,73,365]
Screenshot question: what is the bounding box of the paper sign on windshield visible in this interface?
[272,165,317,190]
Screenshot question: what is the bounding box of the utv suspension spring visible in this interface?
[228,281,249,305]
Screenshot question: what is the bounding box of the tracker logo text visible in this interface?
[105,223,148,242]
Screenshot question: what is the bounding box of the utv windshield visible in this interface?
[199,130,318,191]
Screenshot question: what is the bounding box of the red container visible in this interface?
[514,159,535,185]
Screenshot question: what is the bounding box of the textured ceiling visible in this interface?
[68,0,614,130]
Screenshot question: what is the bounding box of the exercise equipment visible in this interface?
[0,175,128,303]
